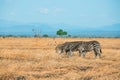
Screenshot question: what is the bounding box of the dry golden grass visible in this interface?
[0,38,120,80]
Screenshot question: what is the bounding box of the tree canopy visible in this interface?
[56,29,67,37]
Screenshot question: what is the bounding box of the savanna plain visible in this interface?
[0,38,120,80]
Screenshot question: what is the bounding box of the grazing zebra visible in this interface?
[55,41,83,57]
[77,41,102,58]
[55,40,102,58]
[55,41,80,55]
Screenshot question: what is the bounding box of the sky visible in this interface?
[0,0,120,28]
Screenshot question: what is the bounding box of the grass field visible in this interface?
[0,38,120,80]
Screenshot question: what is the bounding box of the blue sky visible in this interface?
[0,0,120,27]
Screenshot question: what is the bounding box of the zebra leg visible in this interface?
[98,48,102,58]
[78,50,82,57]
[94,48,101,59]
[78,47,84,57]
[65,50,68,55]
[94,52,98,59]
[98,53,101,58]
[78,50,86,58]
[67,50,72,57]
[82,52,86,58]
[78,50,85,58]
[82,51,86,58]
[97,49,102,58]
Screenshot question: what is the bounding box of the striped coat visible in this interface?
[55,40,102,58]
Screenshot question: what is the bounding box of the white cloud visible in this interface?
[38,7,64,16]
[39,8,49,14]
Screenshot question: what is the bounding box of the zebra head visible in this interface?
[55,44,64,54]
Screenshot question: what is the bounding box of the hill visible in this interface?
[0,20,120,37]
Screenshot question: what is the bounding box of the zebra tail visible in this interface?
[100,48,102,54]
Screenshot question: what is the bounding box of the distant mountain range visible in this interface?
[0,20,120,37]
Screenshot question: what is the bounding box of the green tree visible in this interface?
[56,29,68,37]
[63,31,67,36]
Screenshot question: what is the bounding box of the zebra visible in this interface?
[55,41,80,55]
[55,41,83,57]
[55,40,102,58]
[77,41,102,58]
